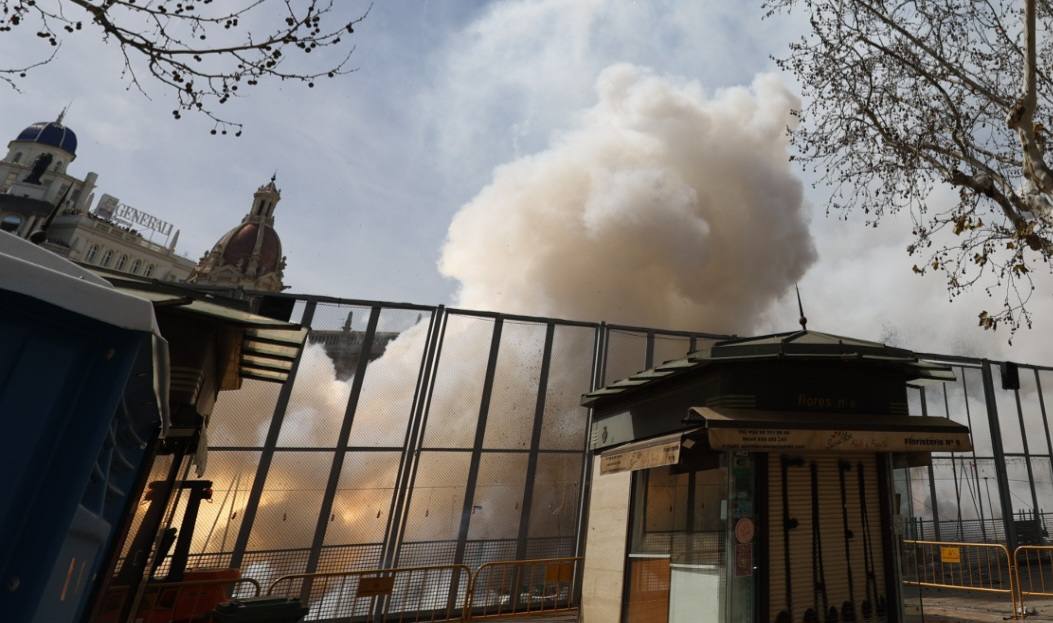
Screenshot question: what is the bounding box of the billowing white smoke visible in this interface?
[191,65,815,574]
[441,64,815,333]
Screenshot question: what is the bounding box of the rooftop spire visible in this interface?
[795,283,808,331]
[56,102,70,125]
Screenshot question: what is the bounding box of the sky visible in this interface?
[1,0,1051,365]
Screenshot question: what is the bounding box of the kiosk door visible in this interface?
[768,453,889,623]
[624,461,730,623]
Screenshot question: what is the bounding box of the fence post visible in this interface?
[384,306,446,569]
[230,300,317,569]
[302,305,381,601]
[981,361,1019,552]
[515,322,556,562]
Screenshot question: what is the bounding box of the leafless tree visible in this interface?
[0,1,369,134]
[766,0,1053,334]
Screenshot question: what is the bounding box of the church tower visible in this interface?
[189,176,286,292]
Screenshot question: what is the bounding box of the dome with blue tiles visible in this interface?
[14,111,77,156]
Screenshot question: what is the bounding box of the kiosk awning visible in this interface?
[599,428,703,475]
[689,406,972,453]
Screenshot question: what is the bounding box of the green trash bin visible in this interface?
[211,597,309,622]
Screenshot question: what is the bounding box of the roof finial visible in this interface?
[271,170,277,184]
[56,102,70,125]
[795,283,808,331]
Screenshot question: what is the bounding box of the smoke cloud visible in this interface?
[182,64,816,591]
[441,64,815,334]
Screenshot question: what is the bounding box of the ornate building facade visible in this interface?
[188,177,287,292]
[0,114,197,281]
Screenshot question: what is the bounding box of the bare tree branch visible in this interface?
[0,0,370,133]
[765,0,1053,334]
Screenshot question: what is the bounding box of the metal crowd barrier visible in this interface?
[900,539,1018,617]
[1015,545,1053,615]
[465,557,581,620]
[266,557,582,622]
[268,563,472,622]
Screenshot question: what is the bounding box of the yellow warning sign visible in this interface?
[940,546,961,564]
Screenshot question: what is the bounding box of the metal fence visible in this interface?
[126,294,724,617]
[898,358,1053,552]
[115,290,1053,620]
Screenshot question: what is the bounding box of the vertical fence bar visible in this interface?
[981,361,1018,550]
[961,366,989,541]
[1033,369,1053,492]
[515,322,556,560]
[919,386,942,540]
[944,384,965,540]
[454,317,504,563]
[382,306,443,569]
[572,323,606,606]
[392,308,450,567]
[1014,386,1042,520]
[303,305,380,586]
[230,299,317,568]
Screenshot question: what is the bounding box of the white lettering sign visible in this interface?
[111,203,173,237]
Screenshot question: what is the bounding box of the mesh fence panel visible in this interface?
[482,320,545,450]
[322,451,400,546]
[347,308,433,447]
[401,451,471,542]
[209,379,281,447]
[422,315,494,448]
[540,324,595,450]
[246,451,331,551]
[466,452,529,540]
[191,451,261,555]
[603,329,647,384]
[527,454,583,539]
[652,334,691,366]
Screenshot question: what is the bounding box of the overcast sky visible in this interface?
[2,0,1050,365]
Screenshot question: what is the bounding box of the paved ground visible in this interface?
[903,588,1053,621]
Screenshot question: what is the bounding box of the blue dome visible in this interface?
[15,121,77,156]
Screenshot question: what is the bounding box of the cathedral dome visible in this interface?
[15,121,78,156]
[219,222,282,274]
[188,175,286,293]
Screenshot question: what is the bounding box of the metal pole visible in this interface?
[645,331,655,369]
[230,300,317,568]
[961,367,988,541]
[919,387,942,540]
[980,361,1018,550]
[381,306,444,569]
[391,309,449,566]
[943,384,964,540]
[571,323,606,606]
[1014,387,1042,519]
[515,323,556,560]
[303,306,380,584]
[1034,369,1053,532]
[453,317,504,565]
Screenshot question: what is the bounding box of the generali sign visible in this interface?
[112,203,174,237]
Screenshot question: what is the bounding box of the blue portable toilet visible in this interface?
[0,231,169,623]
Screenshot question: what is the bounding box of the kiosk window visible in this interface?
[625,460,729,623]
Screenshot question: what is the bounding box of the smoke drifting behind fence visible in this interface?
[192,64,817,567]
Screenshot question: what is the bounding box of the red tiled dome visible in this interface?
[219,222,282,274]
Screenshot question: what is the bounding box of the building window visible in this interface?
[144,264,155,278]
[101,249,114,267]
[12,152,22,164]
[54,161,63,172]
[131,258,142,274]
[86,244,99,263]
[116,254,128,271]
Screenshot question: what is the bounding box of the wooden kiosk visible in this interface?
[578,331,971,623]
